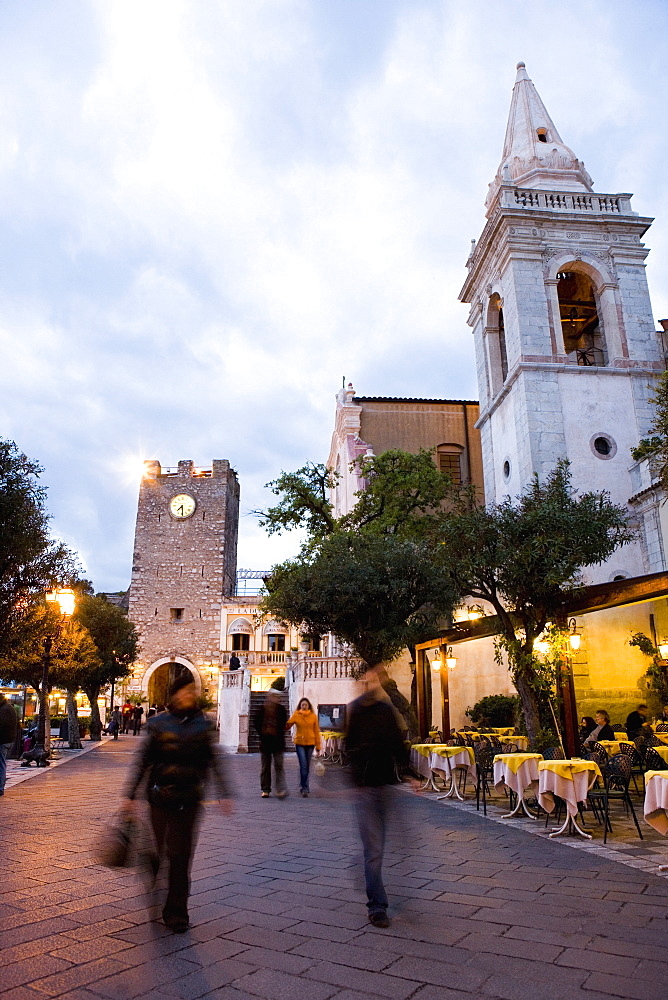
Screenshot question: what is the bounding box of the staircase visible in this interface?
[247,691,294,753]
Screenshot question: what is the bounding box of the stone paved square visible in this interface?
[1,739,667,999]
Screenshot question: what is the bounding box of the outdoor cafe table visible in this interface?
[493,753,543,818]
[410,744,476,798]
[643,770,668,872]
[538,759,602,839]
[430,745,476,801]
[597,739,632,757]
[482,733,529,750]
[651,746,668,766]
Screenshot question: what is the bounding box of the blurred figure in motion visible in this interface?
[346,666,413,928]
[254,688,288,798]
[122,674,232,933]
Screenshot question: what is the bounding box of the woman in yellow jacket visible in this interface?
[287,698,322,797]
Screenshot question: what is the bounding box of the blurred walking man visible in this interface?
[122,674,232,932]
[346,666,413,928]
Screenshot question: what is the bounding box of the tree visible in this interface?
[629,632,668,707]
[0,439,78,661]
[264,532,457,669]
[631,369,668,487]
[440,461,635,742]
[73,595,139,740]
[0,604,99,749]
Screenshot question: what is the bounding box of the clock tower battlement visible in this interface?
[128,458,240,701]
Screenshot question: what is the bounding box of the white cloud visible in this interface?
[0,0,666,587]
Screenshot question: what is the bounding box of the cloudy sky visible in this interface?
[1,0,667,591]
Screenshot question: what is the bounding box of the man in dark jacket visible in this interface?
[625,704,648,740]
[0,693,19,795]
[254,689,288,798]
[122,674,232,932]
[345,667,413,928]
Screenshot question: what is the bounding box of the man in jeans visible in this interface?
[254,689,288,798]
[0,692,18,796]
[346,666,413,928]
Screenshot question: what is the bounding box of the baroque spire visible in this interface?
[485,62,593,211]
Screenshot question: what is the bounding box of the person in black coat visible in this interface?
[122,674,232,932]
[0,693,18,795]
[345,667,415,929]
[625,704,648,740]
[579,716,597,743]
[253,690,288,798]
[229,654,241,671]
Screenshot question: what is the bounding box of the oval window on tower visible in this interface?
[590,434,617,460]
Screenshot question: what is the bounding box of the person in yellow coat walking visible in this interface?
[287,698,322,797]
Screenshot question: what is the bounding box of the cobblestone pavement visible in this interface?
[1,740,667,1000]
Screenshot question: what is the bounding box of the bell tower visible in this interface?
[460,62,664,581]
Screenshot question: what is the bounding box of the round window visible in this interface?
[589,434,617,460]
[502,458,511,482]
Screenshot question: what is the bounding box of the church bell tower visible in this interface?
[460,62,664,581]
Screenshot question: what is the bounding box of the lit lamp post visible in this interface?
[23,588,76,768]
[431,644,457,737]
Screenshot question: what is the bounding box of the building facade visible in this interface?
[327,382,483,517]
[127,458,239,707]
[460,62,665,584]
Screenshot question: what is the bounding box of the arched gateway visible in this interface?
[142,656,202,708]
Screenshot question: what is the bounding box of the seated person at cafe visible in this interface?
[625,703,648,740]
[583,710,614,745]
[579,716,597,742]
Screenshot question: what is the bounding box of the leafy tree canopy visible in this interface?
[0,439,79,659]
[263,532,458,668]
[440,460,634,739]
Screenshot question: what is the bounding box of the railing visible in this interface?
[292,657,363,681]
[507,188,632,215]
[222,650,322,666]
[221,670,245,689]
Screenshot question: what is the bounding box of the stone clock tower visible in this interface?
[128,458,240,705]
[460,63,664,583]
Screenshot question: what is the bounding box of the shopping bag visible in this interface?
[94,815,135,868]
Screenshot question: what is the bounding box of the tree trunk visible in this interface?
[66,690,82,749]
[514,674,542,745]
[85,686,102,740]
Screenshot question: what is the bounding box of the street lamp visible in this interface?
[22,588,76,768]
[567,618,581,652]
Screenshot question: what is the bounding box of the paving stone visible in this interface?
[235,967,338,1000]
[2,744,667,1000]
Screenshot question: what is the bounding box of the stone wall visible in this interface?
[128,458,240,692]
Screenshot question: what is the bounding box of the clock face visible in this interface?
[169,493,196,519]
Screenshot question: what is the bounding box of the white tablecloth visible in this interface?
[644,770,668,835]
[430,746,477,785]
[493,754,542,798]
[537,761,600,819]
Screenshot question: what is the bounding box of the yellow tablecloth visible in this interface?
[493,752,543,775]
[597,740,624,756]
[432,745,475,763]
[491,727,516,736]
[412,743,450,759]
[538,760,601,819]
[493,753,542,797]
[655,733,668,746]
[644,770,668,835]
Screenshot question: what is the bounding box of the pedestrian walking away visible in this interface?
[0,692,19,796]
[132,703,144,735]
[121,701,133,734]
[108,707,122,740]
[121,674,233,933]
[254,689,288,798]
[286,697,322,797]
[345,665,416,929]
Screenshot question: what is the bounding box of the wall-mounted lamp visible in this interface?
[467,605,484,621]
[567,618,581,652]
[431,651,442,671]
[445,646,457,670]
[658,639,668,659]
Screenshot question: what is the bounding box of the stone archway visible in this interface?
[142,656,201,708]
